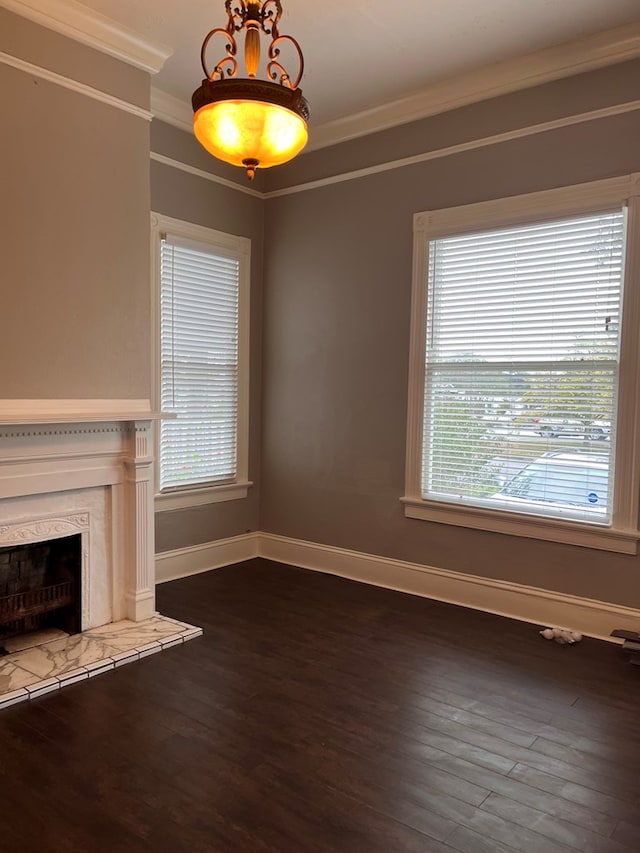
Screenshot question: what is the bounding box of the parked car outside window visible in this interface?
[533,418,585,439]
[492,452,609,516]
[585,420,611,440]
[532,418,611,441]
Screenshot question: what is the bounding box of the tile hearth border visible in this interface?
[0,615,203,710]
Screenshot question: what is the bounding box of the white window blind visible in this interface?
[423,209,626,523]
[160,236,240,491]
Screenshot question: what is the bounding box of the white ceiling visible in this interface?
[10,1,640,143]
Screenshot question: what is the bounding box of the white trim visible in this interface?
[124,421,157,622]
[150,152,262,199]
[404,214,429,500]
[150,213,252,256]
[616,195,640,528]
[257,533,640,643]
[150,213,251,507]
[402,498,638,555]
[414,172,640,235]
[155,533,259,584]
[7,3,639,144]
[155,481,253,512]
[150,100,640,200]
[0,399,157,423]
[405,173,640,554]
[307,23,640,151]
[151,87,192,134]
[264,100,640,199]
[154,532,640,642]
[1,0,172,74]
[0,51,153,120]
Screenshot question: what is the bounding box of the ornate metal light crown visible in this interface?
[192,1,310,180]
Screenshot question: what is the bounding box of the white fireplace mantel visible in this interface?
[0,398,166,424]
[0,400,167,627]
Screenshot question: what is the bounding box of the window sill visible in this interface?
[155,481,253,512]
[401,496,639,554]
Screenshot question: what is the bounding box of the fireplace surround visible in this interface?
[0,400,162,634]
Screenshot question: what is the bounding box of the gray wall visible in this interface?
[1,8,263,554]
[0,9,152,398]
[4,6,639,608]
[151,122,264,551]
[260,61,640,608]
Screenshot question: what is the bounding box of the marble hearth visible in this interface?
[0,615,202,709]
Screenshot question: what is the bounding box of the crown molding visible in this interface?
[309,22,640,150]
[151,99,640,199]
[1,0,172,74]
[149,22,640,151]
[151,152,262,198]
[264,100,640,198]
[151,87,193,133]
[6,5,639,140]
[0,50,153,119]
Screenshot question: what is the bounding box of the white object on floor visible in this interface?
[540,626,583,644]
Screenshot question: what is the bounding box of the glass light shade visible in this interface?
[193,99,308,169]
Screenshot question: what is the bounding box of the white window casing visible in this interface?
[151,213,252,511]
[403,173,640,553]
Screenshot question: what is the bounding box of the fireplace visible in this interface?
[0,534,82,646]
[0,401,205,710]
[0,400,162,632]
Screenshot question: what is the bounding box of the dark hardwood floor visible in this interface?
[1,558,639,853]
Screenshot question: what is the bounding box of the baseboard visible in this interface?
[258,533,640,643]
[155,533,259,583]
[154,531,640,641]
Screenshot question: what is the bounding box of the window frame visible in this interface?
[151,212,252,511]
[403,173,640,553]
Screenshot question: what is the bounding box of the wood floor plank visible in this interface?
[612,818,640,847]
[2,559,638,852]
[446,824,519,853]
[480,792,630,853]
[513,748,640,804]
[252,759,459,853]
[530,734,640,781]
[508,763,640,822]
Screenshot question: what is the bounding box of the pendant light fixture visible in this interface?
[192,1,309,180]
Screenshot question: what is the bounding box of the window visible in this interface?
[151,214,251,510]
[404,174,640,553]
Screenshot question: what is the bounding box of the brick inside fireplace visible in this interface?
[0,534,82,648]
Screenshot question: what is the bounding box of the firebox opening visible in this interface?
[0,534,82,653]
